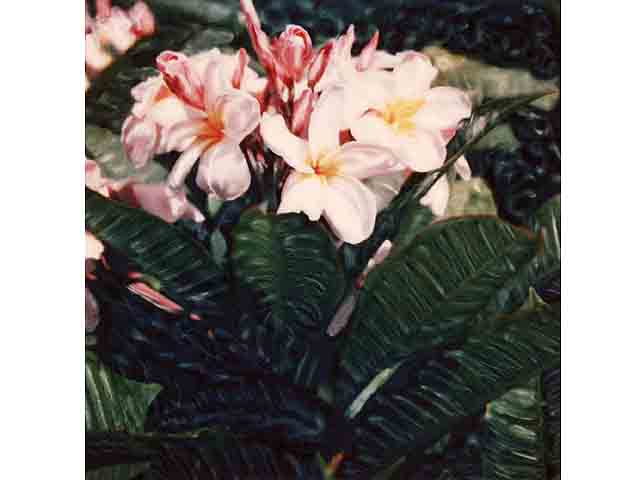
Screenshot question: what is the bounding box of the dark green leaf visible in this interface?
[343,303,560,477]
[85,188,227,318]
[86,352,161,479]
[542,367,561,478]
[340,216,541,385]
[86,351,162,433]
[86,430,323,480]
[231,210,346,387]
[482,378,547,480]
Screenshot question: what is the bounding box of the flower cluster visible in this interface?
[121,0,472,244]
[85,0,155,88]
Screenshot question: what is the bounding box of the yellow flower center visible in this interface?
[379,98,425,135]
[308,149,341,178]
[199,109,225,145]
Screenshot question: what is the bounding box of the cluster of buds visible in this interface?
[118,0,473,245]
[85,0,155,88]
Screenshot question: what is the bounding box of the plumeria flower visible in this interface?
[154,53,261,200]
[260,88,398,244]
[121,49,266,171]
[85,1,155,78]
[347,55,472,173]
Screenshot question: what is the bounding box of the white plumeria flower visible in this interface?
[260,89,398,244]
[163,60,261,201]
[347,55,472,173]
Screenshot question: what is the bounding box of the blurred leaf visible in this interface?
[86,125,167,182]
[427,46,559,111]
[444,178,497,218]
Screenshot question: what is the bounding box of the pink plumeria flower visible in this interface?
[260,88,398,244]
[347,55,472,173]
[122,49,266,169]
[159,56,261,201]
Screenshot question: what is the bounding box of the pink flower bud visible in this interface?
[121,115,159,169]
[336,24,356,60]
[232,48,249,89]
[357,30,379,71]
[156,51,204,109]
[291,88,313,137]
[308,40,334,88]
[240,0,275,71]
[128,1,155,38]
[273,25,313,82]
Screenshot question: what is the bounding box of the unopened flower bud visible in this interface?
[274,25,313,82]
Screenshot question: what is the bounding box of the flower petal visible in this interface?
[337,142,398,179]
[392,130,447,172]
[324,176,377,244]
[260,113,311,173]
[121,115,159,168]
[414,86,472,131]
[218,90,260,141]
[195,140,251,200]
[349,111,395,146]
[164,119,206,152]
[166,139,210,189]
[393,55,438,99]
[278,171,325,221]
[85,232,104,260]
[308,87,343,158]
[343,70,393,129]
[419,175,450,216]
[364,170,409,211]
[156,51,205,109]
[112,182,205,223]
[148,96,204,129]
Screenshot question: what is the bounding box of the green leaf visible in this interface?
[86,352,162,432]
[85,188,227,318]
[482,378,547,480]
[340,216,541,385]
[231,210,346,387]
[86,352,162,479]
[86,431,323,479]
[542,367,561,478]
[343,303,560,477]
